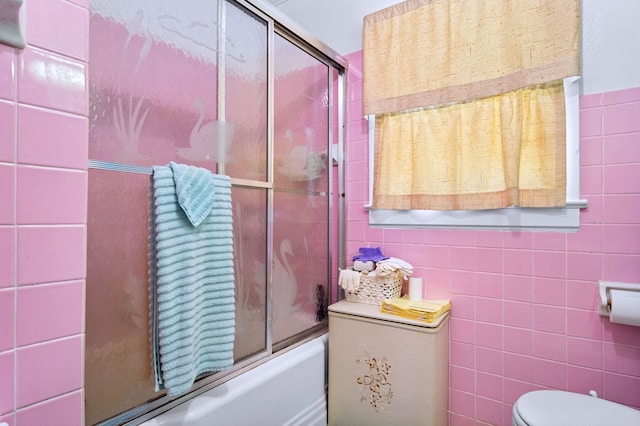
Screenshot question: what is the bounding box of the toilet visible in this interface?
[512,390,640,425]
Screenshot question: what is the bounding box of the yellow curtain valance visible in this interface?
[372,81,567,210]
[363,0,580,115]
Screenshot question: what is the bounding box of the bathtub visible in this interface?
[141,334,328,426]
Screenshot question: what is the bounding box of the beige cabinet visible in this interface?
[328,301,449,426]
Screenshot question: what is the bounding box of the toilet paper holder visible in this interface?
[598,281,640,317]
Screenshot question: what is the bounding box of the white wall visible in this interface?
[581,0,640,94]
[274,0,402,56]
[273,0,640,95]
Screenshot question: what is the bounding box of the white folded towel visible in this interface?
[339,268,362,292]
[375,257,414,279]
[353,260,375,272]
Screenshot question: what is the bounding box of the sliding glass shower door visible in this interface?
[271,33,331,346]
[85,0,343,424]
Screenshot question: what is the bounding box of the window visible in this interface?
[367,77,587,231]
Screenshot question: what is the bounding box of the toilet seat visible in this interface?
[513,390,640,426]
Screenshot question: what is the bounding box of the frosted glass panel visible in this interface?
[89,0,267,179]
[272,191,329,343]
[86,182,268,424]
[89,1,221,168]
[85,170,160,425]
[232,186,268,359]
[274,35,329,192]
[272,34,330,344]
[223,1,268,181]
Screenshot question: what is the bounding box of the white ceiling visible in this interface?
[265,0,402,55]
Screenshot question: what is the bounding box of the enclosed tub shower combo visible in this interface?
[85,0,345,423]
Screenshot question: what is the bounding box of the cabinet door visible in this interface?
[328,312,449,426]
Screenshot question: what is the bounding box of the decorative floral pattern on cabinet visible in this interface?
[355,352,393,412]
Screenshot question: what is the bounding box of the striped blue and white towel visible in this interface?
[149,162,235,396]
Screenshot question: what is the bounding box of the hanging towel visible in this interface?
[149,163,235,397]
[169,161,215,227]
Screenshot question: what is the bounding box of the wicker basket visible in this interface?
[345,270,403,305]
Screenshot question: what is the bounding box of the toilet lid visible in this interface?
[515,390,640,425]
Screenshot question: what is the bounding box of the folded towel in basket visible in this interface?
[375,257,414,278]
[353,260,375,272]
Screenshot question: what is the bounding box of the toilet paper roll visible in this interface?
[609,289,640,327]
[408,277,423,301]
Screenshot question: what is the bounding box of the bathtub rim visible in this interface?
[115,329,328,426]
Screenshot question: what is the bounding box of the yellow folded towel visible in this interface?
[381,296,451,323]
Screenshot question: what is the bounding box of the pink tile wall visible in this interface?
[345,50,640,426]
[0,0,88,425]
